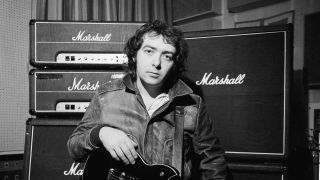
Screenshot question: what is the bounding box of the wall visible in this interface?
[0,0,31,154]
[175,0,320,70]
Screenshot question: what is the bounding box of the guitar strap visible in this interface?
[172,106,184,176]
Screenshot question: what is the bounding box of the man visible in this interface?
[67,20,227,179]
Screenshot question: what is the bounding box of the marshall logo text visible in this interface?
[67,77,100,91]
[63,163,83,176]
[72,30,112,42]
[196,73,246,85]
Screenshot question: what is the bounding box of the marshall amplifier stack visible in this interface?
[24,20,143,180]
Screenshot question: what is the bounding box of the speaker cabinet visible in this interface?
[23,118,84,180]
[228,162,287,180]
[305,12,320,87]
[183,25,292,160]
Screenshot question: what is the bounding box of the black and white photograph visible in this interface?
[1,0,320,180]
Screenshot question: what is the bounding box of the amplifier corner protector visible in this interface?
[29,69,36,75]
[29,109,36,116]
[30,59,36,65]
[29,19,36,25]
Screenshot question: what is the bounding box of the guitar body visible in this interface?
[82,149,181,180]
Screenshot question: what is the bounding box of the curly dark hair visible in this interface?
[124,20,188,84]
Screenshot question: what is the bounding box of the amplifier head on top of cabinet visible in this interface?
[29,20,144,68]
[29,69,125,116]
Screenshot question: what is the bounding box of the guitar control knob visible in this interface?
[109,169,115,174]
[119,172,126,180]
[160,171,165,177]
[107,169,115,179]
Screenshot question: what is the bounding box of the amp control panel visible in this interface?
[56,53,128,65]
[55,102,89,112]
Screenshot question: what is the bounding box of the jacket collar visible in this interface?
[122,74,193,98]
[123,74,136,92]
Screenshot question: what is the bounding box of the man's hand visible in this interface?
[99,127,138,165]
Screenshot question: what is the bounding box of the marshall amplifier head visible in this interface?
[24,118,85,180]
[29,69,125,116]
[29,20,144,68]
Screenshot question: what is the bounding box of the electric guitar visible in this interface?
[82,149,181,180]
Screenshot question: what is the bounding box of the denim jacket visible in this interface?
[67,74,227,180]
